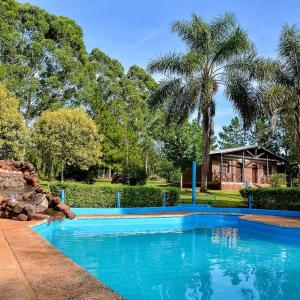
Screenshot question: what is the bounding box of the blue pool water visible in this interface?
[35,215,300,300]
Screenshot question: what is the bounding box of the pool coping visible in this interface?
[0,219,123,300]
[72,212,300,229]
[1,211,300,300]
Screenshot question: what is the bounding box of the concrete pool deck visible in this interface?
[1,212,300,300]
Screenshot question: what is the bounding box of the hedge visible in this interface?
[49,183,180,208]
[240,187,300,210]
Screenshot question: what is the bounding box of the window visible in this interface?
[222,162,230,174]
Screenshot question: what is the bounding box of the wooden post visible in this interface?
[242,152,244,182]
[220,153,223,182]
[267,154,269,178]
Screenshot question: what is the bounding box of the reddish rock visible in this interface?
[51,196,61,205]
[65,210,76,219]
[30,213,50,221]
[35,204,48,214]
[34,187,43,194]
[56,203,70,212]
[23,172,38,186]
[0,194,4,205]
[12,203,24,214]
[52,211,65,220]
[33,193,47,205]
[23,204,34,215]
[17,213,28,221]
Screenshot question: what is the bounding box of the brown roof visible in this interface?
[210,145,287,162]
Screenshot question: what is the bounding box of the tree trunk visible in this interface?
[180,173,183,191]
[145,155,148,173]
[296,95,300,177]
[108,168,112,180]
[60,163,64,183]
[200,107,213,192]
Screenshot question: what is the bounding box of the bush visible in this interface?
[291,178,300,187]
[112,164,148,185]
[240,187,300,210]
[165,187,180,206]
[62,164,101,184]
[123,164,148,185]
[50,183,180,208]
[267,173,286,187]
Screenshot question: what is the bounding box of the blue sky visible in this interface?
[19,0,300,133]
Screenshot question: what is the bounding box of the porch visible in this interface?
[208,146,287,190]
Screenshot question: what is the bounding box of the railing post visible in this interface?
[248,193,253,209]
[60,189,65,204]
[116,192,121,208]
[163,192,166,207]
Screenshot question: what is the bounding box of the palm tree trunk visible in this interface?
[200,108,212,192]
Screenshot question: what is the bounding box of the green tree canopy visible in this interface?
[0,84,27,160]
[32,108,102,181]
[218,117,248,149]
[162,120,202,171]
[84,49,159,172]
[0,0,87,123]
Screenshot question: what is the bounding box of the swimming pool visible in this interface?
[35,215,300,300]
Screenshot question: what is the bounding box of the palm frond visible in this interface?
[279,25,300,77]
[172,13,211,52]
[210,12,236,42]
[212,26,250,67]
[147,52,201,76]
[225,74,260,128]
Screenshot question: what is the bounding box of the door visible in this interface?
[252,164,258,183]
[236,163,242,182]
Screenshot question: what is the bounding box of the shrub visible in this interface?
[123,164,148,185]
[62,164,101,184]
[121,186,161,207]
[112,164,148,185]
[267,173,286,187]
[165,187,180,206]
[50,183,180,208]
[291,178,300,187]
[240,187,300,210]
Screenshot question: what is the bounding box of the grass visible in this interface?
[40,178,246,208]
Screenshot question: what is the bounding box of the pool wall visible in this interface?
[71,205,300,218]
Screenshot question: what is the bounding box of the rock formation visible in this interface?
[0,160,76,221]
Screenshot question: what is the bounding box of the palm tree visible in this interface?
[256,25,300,177]
[148,13,258,191]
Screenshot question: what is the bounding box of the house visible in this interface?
[183,145,287,190]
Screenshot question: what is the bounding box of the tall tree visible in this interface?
[0,84,27,160]
[148,13,256,191]
[0,0,87,123]
[85,49,158,173]
[255,25,300,177]
[218,117,249,148]
[32,108,102,181]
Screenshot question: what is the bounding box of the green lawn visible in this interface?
[40,179,246,208]
[179,188,246,207]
